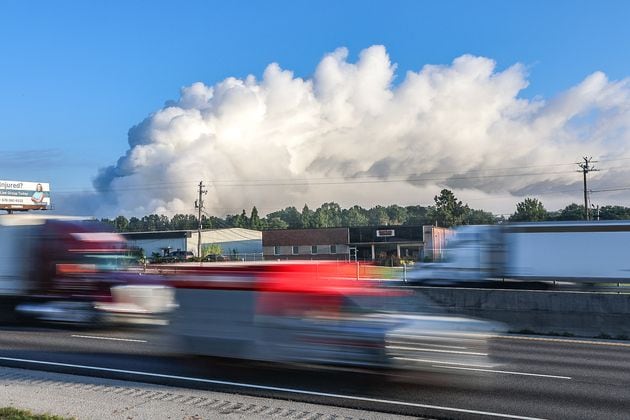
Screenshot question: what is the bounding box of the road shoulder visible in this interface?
[0,366,414,420]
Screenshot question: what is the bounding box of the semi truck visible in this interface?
[409,220,630,285]
[0,214,175,324]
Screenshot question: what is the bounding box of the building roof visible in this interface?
[120,230,191,240]
[122,228,262,242]
[197,228,262,243]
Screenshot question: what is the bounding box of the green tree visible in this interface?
[207,215,227,229]
[233,209,248,228]
[386,205,408,225]
[342,205,369,226]
[368,205,390,226]
[265,206,302,228]
[301,204,314,228]
[466,209,496,224]
[157,214,170,230]
[141,214,169,231]
[430,189,470,227]
[405,205,431,225]
[113,215,129,232]
[599,205,630,220]
[313,202,342,227]
[249,206,262,230]
[127,217,142,232]
[171,214,197,230]
[548,203,585,221]
[509,198,548,222]
[202,243,223,257]
[225,211,247,228]
[265,217,289,229]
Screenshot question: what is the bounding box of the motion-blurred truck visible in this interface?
[167,262,501,376]
[409,221,630,285]
[0,214,175,324]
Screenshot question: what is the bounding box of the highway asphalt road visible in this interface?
[0,325,629,420]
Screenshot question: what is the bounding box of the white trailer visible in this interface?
[503,222,630,282]
[410,221,630,284]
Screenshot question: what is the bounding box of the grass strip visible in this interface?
[0,407,73,420]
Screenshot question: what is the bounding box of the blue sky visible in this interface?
[1,0,629,214]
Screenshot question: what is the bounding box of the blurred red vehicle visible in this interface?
[166,261,502,375]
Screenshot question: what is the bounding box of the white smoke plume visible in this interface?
[94,45,630,217]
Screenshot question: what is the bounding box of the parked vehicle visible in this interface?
[169,250,194,261]
[0,214,175,324]
[409,221,630,285]
[202,253,226,262]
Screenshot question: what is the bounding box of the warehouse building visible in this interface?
[189,228,263,259]
[122,227,262,260]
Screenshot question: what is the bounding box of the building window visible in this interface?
[292,245,299,255]
[273,246,280,256]
[311,245,318,254]
[330,245,337,254]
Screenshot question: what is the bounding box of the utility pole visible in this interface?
[577,157,599,220]
[195,181,207,258]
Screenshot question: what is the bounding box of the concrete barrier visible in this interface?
[417,287,630,338]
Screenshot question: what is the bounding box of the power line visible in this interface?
[44,158,603,194]
[44,156,630,195]
[591,185,630,193]
[59,168,579,193]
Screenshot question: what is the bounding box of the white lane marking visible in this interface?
[71,335,147,343]
[392,334,466,350]
[498,335,630,348]
[387,341,468,349]
[0,356,547,420]
[433,365,572,380]
[392,332,487,341]
[387,345,487,356]
[393,357,494,368]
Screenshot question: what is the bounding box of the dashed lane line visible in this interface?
[432,365,572,379]
[71,335,148,343]
[497,335,630,348]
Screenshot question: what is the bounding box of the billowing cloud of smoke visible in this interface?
[94,46,630,217]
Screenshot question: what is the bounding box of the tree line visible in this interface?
[507,198,630,222]
[99,189,630,232]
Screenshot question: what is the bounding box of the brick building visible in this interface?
[262,227,349,260]
[262,225,452,262]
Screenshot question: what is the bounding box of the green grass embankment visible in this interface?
[0,407,73,420]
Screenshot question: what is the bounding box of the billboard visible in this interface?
[0,180,51,211]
